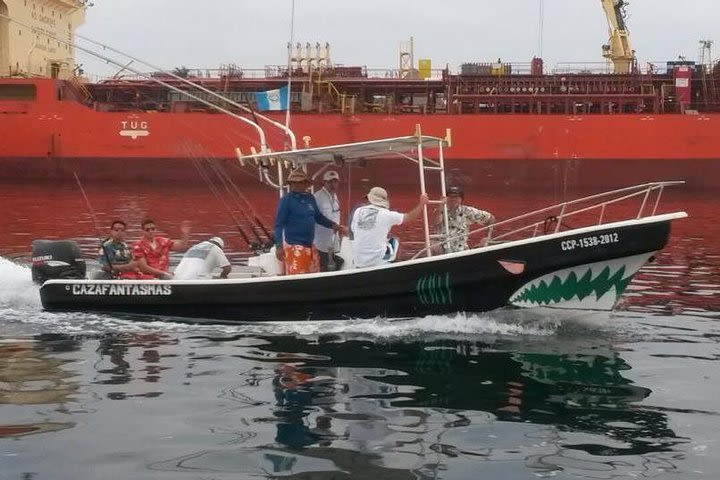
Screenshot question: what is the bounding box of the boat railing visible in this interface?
[411,181,683,259]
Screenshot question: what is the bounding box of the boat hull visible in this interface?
[39,216,675,322]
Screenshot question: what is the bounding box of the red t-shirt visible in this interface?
[132,236,174,272]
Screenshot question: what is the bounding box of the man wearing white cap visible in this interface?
[173,237,232,280]
[350,187,428,268]
[314,170,344,271]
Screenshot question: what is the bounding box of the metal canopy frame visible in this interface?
[236,126,452,258]
[237,133,449,166]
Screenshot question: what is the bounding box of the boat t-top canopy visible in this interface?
[235,125,453,258]
[236,130,451,167]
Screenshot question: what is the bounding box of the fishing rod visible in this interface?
[73,172,114,272]
[208,144,277,243]
[186,146,262,251]
[201,158,272,246]
[203,158,267,247]
[73,172,101,235]
[204,157,276,248]
[192,158,259,251]
[189,138,273,243]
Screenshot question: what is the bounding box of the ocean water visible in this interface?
[1,183,718,479]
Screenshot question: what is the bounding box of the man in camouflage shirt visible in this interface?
[437,186,495,253]
[97,220,137,279]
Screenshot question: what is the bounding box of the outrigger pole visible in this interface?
[0,13,280,153]
[73,31,298,150]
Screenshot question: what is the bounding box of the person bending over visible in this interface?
[174,236,231,280]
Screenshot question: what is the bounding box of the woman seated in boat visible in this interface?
[350,187,428,268]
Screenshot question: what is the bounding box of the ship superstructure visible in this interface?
[0,0,85,78]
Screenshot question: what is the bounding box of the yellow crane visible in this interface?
[600,0,635,74]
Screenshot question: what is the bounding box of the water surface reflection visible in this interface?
[0,330,696,479]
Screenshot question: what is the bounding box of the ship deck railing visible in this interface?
[87,59,681,85]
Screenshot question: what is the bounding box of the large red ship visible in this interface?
[1,0,719,190]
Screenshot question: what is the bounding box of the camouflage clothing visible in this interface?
[439,205,494,253]
[98,239,131,268]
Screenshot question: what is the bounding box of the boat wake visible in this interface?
[0,256,41,311]
[240,311,563,339]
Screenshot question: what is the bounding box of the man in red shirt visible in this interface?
[126,219,191,279]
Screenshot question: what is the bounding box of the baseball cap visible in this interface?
[323,170,340,182]
[446,185,464,197]
[209,236,224,249]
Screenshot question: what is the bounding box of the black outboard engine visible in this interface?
[31,240,87,285]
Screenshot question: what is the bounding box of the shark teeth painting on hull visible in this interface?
[510,253,655,310]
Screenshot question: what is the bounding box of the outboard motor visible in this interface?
[31,240,87,285]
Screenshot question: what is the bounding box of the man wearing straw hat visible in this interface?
[274,169,347,275]
[351,186,428,269]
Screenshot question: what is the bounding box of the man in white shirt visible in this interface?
[173,237,232,280]
[350,186,429,268]
[314,170,343,271]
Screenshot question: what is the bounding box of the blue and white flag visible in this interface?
[255,85,289,111]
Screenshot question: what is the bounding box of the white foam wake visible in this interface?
[230,310,561,339]
[0,257,562,339]
[0,257,41,309]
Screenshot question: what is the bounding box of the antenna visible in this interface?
[538,0,544,59]
[399,37,414,79]
[699,39,714,68]
[285,0,295,131]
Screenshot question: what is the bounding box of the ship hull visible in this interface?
[1,155,716,192]
[2,79,719,189]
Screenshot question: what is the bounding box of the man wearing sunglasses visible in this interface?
[125,219,191,279]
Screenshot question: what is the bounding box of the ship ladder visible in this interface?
[67,76,92,103]
[315,77,344,113]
